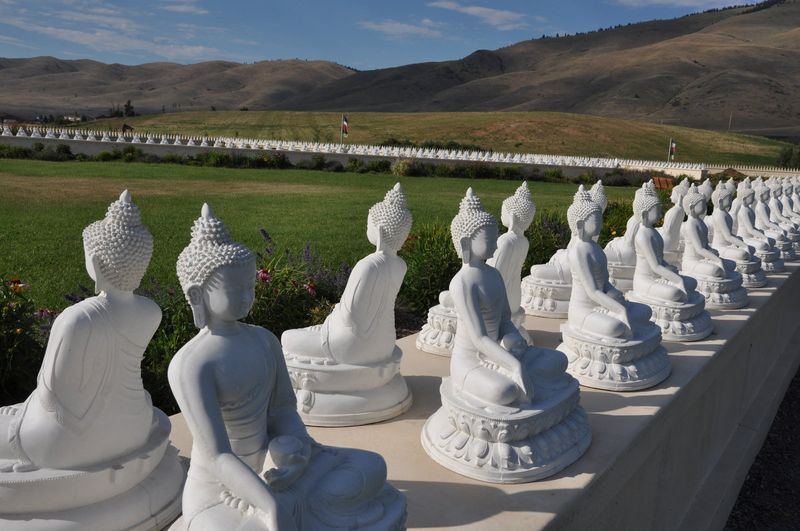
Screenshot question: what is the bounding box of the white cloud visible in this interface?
[428,1,529,31]
[161,3,209,15]
[359,20,443,38]
[0,33,36,49]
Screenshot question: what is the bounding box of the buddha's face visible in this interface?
[690,200,706,218]
[203,261,256,322]
[772,187,781,199]
[469,225,498,261]
[761,189,770,202]
[643,203,661,226]
[500,206,513,229]
[744,193,755,207]
[720,195,732,211]
[581,211,602,239]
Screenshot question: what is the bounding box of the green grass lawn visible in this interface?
[91,110,789,166]
[0,159,635,309]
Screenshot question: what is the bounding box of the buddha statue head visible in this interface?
[670,179,690,206]
[82,190,153,294]
[500,181,536,232]
[450,188,498,264]
[699,179,714,202]
[682,184,707,219]
[711,181,733,212]
[767,179,783,199]
[633,180,661,227]
[567,185,603,241]
[782,178,793,197]
[589,180,608,214]
[177,204,256,329]
[737,179,756,208]
[367,183,413,252]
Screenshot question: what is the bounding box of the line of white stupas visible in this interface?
[4,124,798,177]
[2,172,797,529]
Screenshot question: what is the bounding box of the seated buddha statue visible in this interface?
[680,185,749,309]
[627,181,712,341]
[281,184,413,426]
[708,182,767,288]
[520,180,607,318]
[557,185,670,391]
[767,178,800,237]
[790,177,800,215]
[658,179,690,268]
[169,204,406,530]
[780,179,800,222]
[421,188,590,483]
[0,191,184,530]
[419,181,537,355]
[730,179,784,273]
[752,180,796,261]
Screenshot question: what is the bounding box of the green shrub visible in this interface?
[0,277,48,405]
[524,210,571,268]
[599,200,633,246]
[398,223,460,314]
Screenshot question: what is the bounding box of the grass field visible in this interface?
[0,158,634,308]
[91,110,788,166]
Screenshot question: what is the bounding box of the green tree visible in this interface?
[123,100,135,117]
[791,146,800,169]
[777,145,794,167]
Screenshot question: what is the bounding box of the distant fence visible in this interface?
[3,125,799,180]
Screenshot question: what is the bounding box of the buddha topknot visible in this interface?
[177,203,254,296]
[502,181,536,229]
[567,185,603,234]
[450,187,497,257]
[368,182,413,250]
[633,180,661,220]
[682,184,706,214]
[82,190,153,291]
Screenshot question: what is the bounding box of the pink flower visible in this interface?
[257,268,272,283]
[303,281,317,297]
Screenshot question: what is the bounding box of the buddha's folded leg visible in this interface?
[626,300,652,324]
[281,325,324,358]
[582,311,628,339]
[458,366,519,406]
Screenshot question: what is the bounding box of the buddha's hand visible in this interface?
[508,358,531,402]
[255,505,298,531]
[0,405,19,415]
[502,332,527,359]
[263,436,312,491]
[617,310,633,336]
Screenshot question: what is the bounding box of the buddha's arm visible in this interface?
[487,237,516,290]
[637,232,683,287]
[716,214,748,249]
[573,247,627,318]
[685,224,724,265]
[338,260,378,333]
[168,358,286,527]
[451,278,520,373]
[264,331,312,442]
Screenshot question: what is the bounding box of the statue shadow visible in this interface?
[402,375,444,419]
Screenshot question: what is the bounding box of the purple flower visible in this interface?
[257,268,272,283]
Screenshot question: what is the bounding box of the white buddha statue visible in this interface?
[557,186,670,390]
[418,181,536,355]
[790,177,800,215]
[730,179,785,273]
[680,185,749,309]
[521,180,607,318]
[779,178,800,222]
[767,178,800,248]
[752,179,796,261]
[698,178,714,203]
[0,191,184,530]
[707,182,767,288]
[421,188,590,483]
[725,177,737,195]
[627,181,712,341]
[281,184,413,426]
[169,204,406,530]
[659,179,690,268]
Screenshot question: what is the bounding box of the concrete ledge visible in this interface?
[169,263,800,530]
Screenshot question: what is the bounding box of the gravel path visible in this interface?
[725,366,800,530]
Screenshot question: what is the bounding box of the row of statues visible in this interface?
[1,174,796,529]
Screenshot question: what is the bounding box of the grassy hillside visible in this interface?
[92,110,788,166]
[0,158,634,308]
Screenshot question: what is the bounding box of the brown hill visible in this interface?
[1,1,798,136]
[0,57,355,118]
[276,0,800,136]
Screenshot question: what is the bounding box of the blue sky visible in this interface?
[0,0,745,69]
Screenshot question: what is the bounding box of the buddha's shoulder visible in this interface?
[55,297,106,328]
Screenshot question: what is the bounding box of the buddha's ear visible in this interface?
[459,236,471,264]
[376,225,386,250]
[186,285,205,329]
[90,254,104,294]
[575,219,585,238]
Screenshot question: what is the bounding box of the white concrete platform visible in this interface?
[169,263,800,531]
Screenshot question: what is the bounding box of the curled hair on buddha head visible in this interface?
[502,181,536,229]
[682,184,706,216]
[711,180,733,209]
[82,190,153,292]
[589,180,608,213]
[736,178,755,202]
[567,184,603,235]
[633,180,661,221]
[176,203,255,301]
[450,187,496,258]
[368,182,413,250]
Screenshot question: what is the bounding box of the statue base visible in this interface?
[558,323,671,391]
[520,274,570,319]
[0,409,185,530]
[421,376,591,483]
[284,347,413,427]
[416,304,531,358]
[688,271,749,309]
[776,241,796,261]
[735,259,768,288]
[607,263,635,293]
[416,302,457,356]
[626,290,713,342]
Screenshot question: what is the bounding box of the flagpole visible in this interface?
[340,114,344,146]
[667,138,672,162]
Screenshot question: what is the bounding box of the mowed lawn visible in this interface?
[93,110,788,167]
[0,159,634,308]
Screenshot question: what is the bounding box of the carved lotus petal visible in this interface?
[471,438,490,461]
